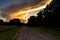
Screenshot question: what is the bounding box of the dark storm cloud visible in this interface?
[2,0,43,12]
[0,0,26,8]
[0,0,43,19]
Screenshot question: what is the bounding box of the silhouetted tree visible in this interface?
[43,0,60,27]
[9,19,22,26]
[37,12,43,26]
[0,20,4,25]
[27,12,43,27]
[27,16,37,26]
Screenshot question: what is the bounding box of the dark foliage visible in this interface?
[0,20,4,25]
[27,0,60,27]
[9,19,22,26]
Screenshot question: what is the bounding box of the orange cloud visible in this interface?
[0,0,52,23]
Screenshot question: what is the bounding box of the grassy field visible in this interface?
[31,27,60,40]
[0,25,16,32]
[0,26,22,40]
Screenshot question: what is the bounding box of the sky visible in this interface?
[0,0,26,8]
[0,0,52,23]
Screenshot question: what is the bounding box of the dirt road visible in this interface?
[15,27,57,40]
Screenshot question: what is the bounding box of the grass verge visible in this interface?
[0,26,22,40]
[31,27,60,40]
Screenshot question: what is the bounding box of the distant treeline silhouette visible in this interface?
[0,19,24,26]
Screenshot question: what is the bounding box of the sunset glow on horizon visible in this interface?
[0,0,52,23]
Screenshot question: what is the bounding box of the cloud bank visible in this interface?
[0,0,52,23]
